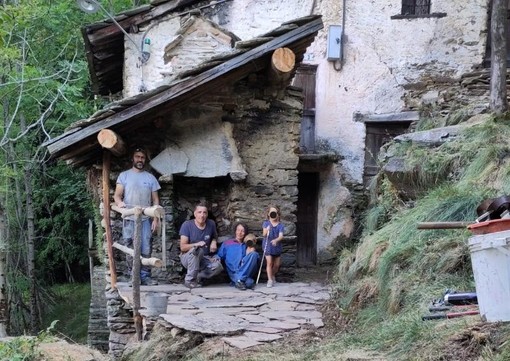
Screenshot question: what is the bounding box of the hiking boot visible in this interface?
[184,281,202,289]
[235,280,247,290]
[141,278,158,286]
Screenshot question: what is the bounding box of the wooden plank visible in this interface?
[355,111,420,123]
[47,18,323,157]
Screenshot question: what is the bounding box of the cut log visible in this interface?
[112,242,163,268]
[269,47,295,84]
[111,204,164,219]
[97,129,127,157]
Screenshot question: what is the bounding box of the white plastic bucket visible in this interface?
[468,230,510,322]
[145,293,168,316]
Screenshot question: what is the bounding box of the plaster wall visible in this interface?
[124,17,181,97]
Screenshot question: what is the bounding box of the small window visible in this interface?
[402,0,431,15]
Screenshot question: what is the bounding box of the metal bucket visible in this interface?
[145,293,168,316]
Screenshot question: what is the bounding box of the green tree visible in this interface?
[0,0,104,335]
[490,0,509,113]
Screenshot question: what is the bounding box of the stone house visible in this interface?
[46,0,501,355]
[59,0,498,269]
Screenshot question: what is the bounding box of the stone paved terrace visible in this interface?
[116,280,331,349]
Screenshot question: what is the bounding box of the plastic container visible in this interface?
[144,293,168,316]
[468,229,510,321]
[467,218,510,235]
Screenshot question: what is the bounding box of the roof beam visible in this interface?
[47,17,323,160]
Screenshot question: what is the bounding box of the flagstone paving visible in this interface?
[116,281,330,349]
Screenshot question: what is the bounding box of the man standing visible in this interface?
[179,203,223,288]
[114,147,161,286]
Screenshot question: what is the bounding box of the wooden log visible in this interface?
[97,129,127,157]
[88,219,94,286]
[417,222,472,229]
[269,47,295,84]
[161,215,167,271]
[102,151,117,289]
[133,207,142,341]
[112,242,162,268]
[111,204,164,218]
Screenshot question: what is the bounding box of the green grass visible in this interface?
[41,283,91,344]
[327,114,510,359]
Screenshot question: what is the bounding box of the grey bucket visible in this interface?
[145,293,168,316]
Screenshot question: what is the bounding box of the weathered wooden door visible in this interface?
[292,65,317,153]
[364,122,411,184]
[296,172,319,266]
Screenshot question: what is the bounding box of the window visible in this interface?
[402,0,431,16]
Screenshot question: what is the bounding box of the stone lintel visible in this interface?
[354,111,420,123]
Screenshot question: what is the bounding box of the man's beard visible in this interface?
[134,161,144,169]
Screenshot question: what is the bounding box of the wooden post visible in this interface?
[97,129,127,157]
[417,222,472,229]
[133,207,143,341]
[161,215,166,271]
[102,151,117,288]
[88,219,94,293]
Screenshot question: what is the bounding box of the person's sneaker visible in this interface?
[235,280,247,290]
[184,281,202,289]
[141,278,158,286]
[267,280,274,288]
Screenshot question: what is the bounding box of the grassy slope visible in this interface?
[328,114,510,360]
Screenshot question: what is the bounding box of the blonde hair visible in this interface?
[244,233,257,244]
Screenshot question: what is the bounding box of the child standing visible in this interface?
[262,205,284,288]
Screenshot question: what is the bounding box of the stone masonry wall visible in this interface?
[87,266,109,352]
[90,82,303,356]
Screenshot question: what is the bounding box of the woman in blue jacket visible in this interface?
[216,223,259,290]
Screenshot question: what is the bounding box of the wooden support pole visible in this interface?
[112,242,162,267]
[88,219,94,293]
[133,207,142,341]
[417,222,472,230]
[97,129,127,157]
[102,151,117,288]
[161,215,166,271]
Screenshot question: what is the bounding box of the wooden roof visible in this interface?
[82,0,205,95]
[45,15,323,167]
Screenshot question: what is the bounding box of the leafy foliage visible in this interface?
[34,164,94,283]
[40,283,91,343]
[0,0,139,335]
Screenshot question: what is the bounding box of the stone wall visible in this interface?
[87,266,109,352]
[90,83,303,356]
